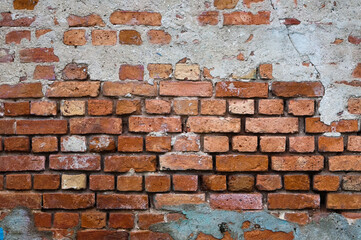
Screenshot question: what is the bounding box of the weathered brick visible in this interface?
[204,136,229,152]
[81,212,106,229]
[216,155,268,172]
[173,99,198,115]
[198,11,219,25]
[109,213,134,229]
[288,99,315,116]
[0,12,36,27]
[148,30,171,45]
[174,64,200,80]
[0,120,15,134]
[223,11,270,25]
[318,136,344,152]
[347,136,361,151]
[104,155,156,172]
[64,29,86,46]
[130,231,172,240]
[20,48,59,63]
[46,81,100,97]
[33,174,60,190]
[118,136,143,152]
[246,117,298,133]
[272,81,324,97]
[6,174,31,190]
[327,194,361,209]
[284,212,309,226]
[77,230,128,240]
[5,30,31,44]
[43,193,95,209]
[4,102,30,116]
[61,100,85,116]
[284,175,310,191]
[342,175,361,191]
[173,175,198,192]
[160,81,213,97]
[49,154,101,171]
[30,101,57,116]
[129,116,181,132]
[289,136,315,153]
[54,212,79,228]
[259,63,273,79]
[70,118,122,134]
[202,175,226,191]
[13,0,39,10]
[116,100,141,115]
[160,154,212,171]
[0,83,43,99]
[260,136,286,152]
[154,194,205,208]
[4,136,29,152]
[214,0,239,9]
[268,193,320,209]
[110,11,162,26]
[187,116,240,133]
[89,136,116,152]
[138,213,164,230]
[0,193,41,209]
[67,14,105,27]
[228,175,254,192]
[232,136,257,152]
[210,194,262,210]
[17,120,67,134]
[117,176,143,191]
[258,99,283,115]
[35,29,52,38]
[145,175,171,192]
[244,230,294,240]
[348,98,361,114]
[256,175,282,191]
[173,134,200,152]
[228,99,254,114]
[0,48,14,62]
[89,175,115,191]
[352,63,361,78]
[92,30,116,46]
[62,174,87,190]
[201,99,226,115]
[119,30,142,45]
[33,212,52,228]
[146,136,171,152]
[145,99,171,114]
[33,65,56,80]
[313,175,340,191]
[97,194,148,209]
[216,82,268,98]
[148,64,172,79]
[62,63,88,80]
[103,82,157,97]
[88,99,113,116]
[272,155,324,171]
[329,155,361,171]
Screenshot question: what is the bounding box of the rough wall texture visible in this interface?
[0,0,361,239]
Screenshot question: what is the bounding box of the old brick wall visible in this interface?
[0,0,361,239]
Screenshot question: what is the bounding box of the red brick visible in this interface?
[187,116,240,133]
[33,212,52,228]
[228,175,254,192]
[35,29,52,38]
[89,175,114,191]
[154,194,205,208]
[160,81,213,97]
[17,120,67,135]
[160,154,212,171]
[327,193,361,209]
[202,175,226,191]
[104,155,156,172]
[173,175,198,192]
[110,11,162,26]
[289,136,315,153]
[49,154,101,171]
[64,29,86,46]
[258,99,283,115]
[201,99,226,115]
[210,193,263,210]
[109,213,134,229]
[0,193,41,209]
[145,99,171,114]
[13,0,39,10]
[46,81,100,97]
[119,30,142,45]
[77,230,128,240]
[349,36,361,45]
[347,136,361,151]
[130,231,172,240]
[216,155,268,172]
[0,83,43,99]
[92,30,117,46]
[204,136,229,152]
[246,117,298,133]
[244,230,294,240]
[97,194,148,209]
[4,101,30,116]
[117,176,143,191]
[33,174,60,190]
[32,136,58,153]
[6,174,31,190]
[0,176,2,189]
[256,175,282,191]
[81,211,106,229]
[33,65,55,80]
[54,212,79,228]
[118,136,143,152]
[215,82,268,98]
[284,175,310,191]
[232,136,257,152]
[43,193,94,209]
[313,175,340,191]
[30,101,57,116]
[260,136,286,152]
[282,18,301,25]
[146,136,171,152]
[0,155,45,171]
[288,99,314,116]
[70,117,122,134]
[173,99,198,115]
[173,134,200,152]
[4,136,29,152]
[103,82,157,97]
[20,48,59,63]
[0,48,14,62]
[329,155,361,171]
[148,64,172,79]
[138,214,164,230]
[352,63,361,78]
[223,11,270,25]
[0,12,36,27]
[259,63,273,79]
[272,81,324,97]
[147,30,171,44]
[67,14,105,27]
[214,0,239,9]
[145,175,171,192]
[268,193,320,209]
[318,136,344,152]
[89,136,116,152]
[88,99,113,116]
[116,100,141,115]
[5,30,30,44]
[228,99,255,114]
[62,63,88,80]
[272,155,323,171]
[284,213,309,225]
[129,116,181,132]
[198,11,219,25]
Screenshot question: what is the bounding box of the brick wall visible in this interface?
[1,0,361,239]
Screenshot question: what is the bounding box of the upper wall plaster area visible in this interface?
[0,0,360,124]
